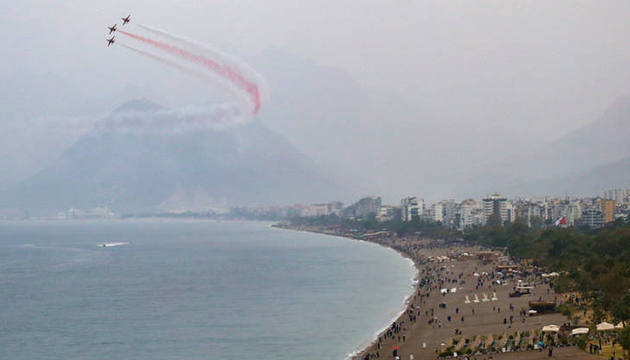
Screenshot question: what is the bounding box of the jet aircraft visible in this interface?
[106,36,115,46]
[121,15,131,25]
[108,24,117,34]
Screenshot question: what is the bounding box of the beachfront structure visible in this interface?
[564,202,583,226]
[401,197,424,222]
[341,196,382,219]
[454,199,484,229]
[581,207,604,228]
[292,201,345,217]
[551,200,582,227]
[308,204,331,216]
[377,205,400,222]
[56,207,116,219]
[440,200,458,227]
[600,199,615,224]
[356,196,382,218]
[514,201,546,227]
[432,203,443,222]
[482,194,513,226]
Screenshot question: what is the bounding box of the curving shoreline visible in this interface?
[273,223,443,359]
[274,223,597,360]
[272,223,421,359]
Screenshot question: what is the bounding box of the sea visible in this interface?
[0,220,417,360]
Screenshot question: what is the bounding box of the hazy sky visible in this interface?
[1,0,629,202]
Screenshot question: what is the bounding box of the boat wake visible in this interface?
[98,242,129,248]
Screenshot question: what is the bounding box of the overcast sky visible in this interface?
[1,0,629,202]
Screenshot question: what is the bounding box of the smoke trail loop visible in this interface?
[119,30,261,113]
[135,23,270,104]
[118,42,251,117]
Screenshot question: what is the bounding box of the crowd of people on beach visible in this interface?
[279,224,601,360]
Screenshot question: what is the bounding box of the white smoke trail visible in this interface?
[135,23,270,104]
[118,42,254,119]
[97,101,245,135]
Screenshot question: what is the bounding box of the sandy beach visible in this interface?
[276,224,601,360]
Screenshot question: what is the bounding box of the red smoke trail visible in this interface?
[118,42,250,109]
[119,30,261,113]
[136,23,269,104]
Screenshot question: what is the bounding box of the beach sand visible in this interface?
[275,225,600,360]
[357,239,598,360]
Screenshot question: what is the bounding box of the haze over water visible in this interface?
[0,220,416,360]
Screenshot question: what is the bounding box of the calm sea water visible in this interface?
[0,220,416,360]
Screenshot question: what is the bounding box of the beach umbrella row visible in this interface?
[547,322,625,336]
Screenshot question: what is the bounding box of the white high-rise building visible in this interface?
[605,189,629,205]
[440,200,458,227]
[582,207,604,228]
[483,194,510,225]
[431,203,443,222]
[457,199,482,229]
[376,206,396,222]
[401,197,424,222]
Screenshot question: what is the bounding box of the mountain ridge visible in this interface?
[455,95,630,198]
[0,100,345,216]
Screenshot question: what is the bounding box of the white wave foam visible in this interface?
[345,257,419,360]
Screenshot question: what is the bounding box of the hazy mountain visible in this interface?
[0,48,547,203]
[253,47,545,202]
[0,100,344,216]
[456,96,630,198]
[505,154,630,197]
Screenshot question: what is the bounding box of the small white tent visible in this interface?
[571,327,589,336]
[596,322,615,331]
[542,325,560,332]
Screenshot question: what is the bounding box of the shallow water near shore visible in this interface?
[0,220,416,360]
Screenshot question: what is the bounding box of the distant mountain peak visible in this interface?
[456,94,630,198]
[0,100,344,215]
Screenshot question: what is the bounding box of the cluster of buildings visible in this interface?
[55,207,116,219]
[42,188,630,228]
[293,187,630,229]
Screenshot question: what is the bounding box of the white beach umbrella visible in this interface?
[571,327,589,336]
[596,322,615,331]
[542,325,560,332]
[473,272,480,277]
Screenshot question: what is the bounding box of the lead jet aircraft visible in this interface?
[107,24,117,34]
[121,15,131,25]
[106,36,115,46]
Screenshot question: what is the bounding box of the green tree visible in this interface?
[612,294,630,328]
[486,213,503,228]
[618,326,630,360]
